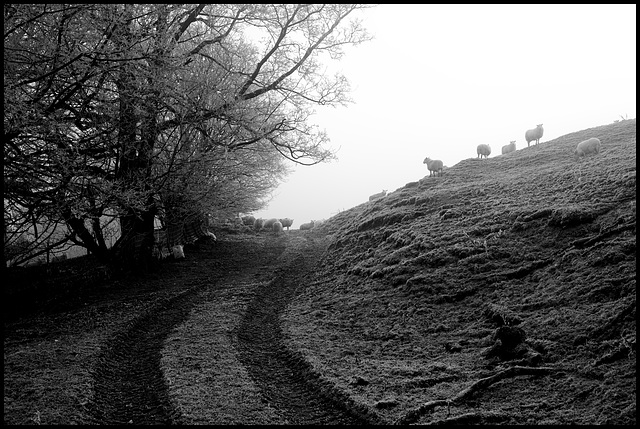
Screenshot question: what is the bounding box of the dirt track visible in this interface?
[88,287,197,424]
[85,232,382,425]
[236,235,383,425]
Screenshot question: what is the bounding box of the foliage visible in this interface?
[4,4,373,267]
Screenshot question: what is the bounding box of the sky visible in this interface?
[254,4,636,228]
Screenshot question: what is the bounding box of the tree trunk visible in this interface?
[116,206,156,271]
[112,4,163,270]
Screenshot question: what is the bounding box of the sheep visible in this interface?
[575,137,601,157]
[525,124,544,147]
[423,157,444,177]
[502,141,516,155]
[262,218,278,230]
[253,218,264,232]
[242,215,255,226]
[273,221,283,236]
[279,218,294,230]
[369,189,387,201]
[300,221,315,231]
[477,144,491,159]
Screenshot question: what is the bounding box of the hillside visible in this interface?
[3,119,635,425]
[282,119,636,424]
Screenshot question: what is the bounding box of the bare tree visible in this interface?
[4,4,374,269]
[4,4,125,265]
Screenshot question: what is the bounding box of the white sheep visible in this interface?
[253,218,264,231]
[369,189,387,201]
[477,144,491,159]
[525,124,544,147]
[279,218,294,230]
[423,157,444,177]
[501,141,516,155]
[273,221,283,235]
[300,221,315,231]
[575,137,601,157]
[262,218,278,230]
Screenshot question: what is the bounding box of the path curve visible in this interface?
[88,288,199,424]
[237,235,385,425]
[87,234,384,424]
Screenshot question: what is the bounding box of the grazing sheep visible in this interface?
[300,221,315,231]
[253,218,264,232]
[575,137,601,157]
[242,215,255,226]
[477,144,491,159]
[502,141,516,155]
[423,157,444,177]
[263,218,278,230]
[369,189,387,201]
[273,221,283,235]
[279,218,294,230]
[525,124,544,147]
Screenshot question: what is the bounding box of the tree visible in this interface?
[4,4,125,265]
[4,4,374,269]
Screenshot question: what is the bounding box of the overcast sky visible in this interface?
[254,4,636,227]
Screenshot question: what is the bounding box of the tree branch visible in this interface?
[395,366,555,425]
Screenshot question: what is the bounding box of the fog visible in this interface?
[254,4,636,228]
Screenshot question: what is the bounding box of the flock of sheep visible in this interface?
[245,124,603,232]
[238,216,289,235]
[161,122,601,257]
[167,121,604,258]
[233,215,321,235]
[421,123,602,178]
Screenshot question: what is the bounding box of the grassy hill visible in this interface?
[283,118,636,424]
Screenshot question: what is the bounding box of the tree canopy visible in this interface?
[4,4,373,268]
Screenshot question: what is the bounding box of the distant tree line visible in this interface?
[4,4,372,269]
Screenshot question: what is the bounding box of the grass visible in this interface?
[3,118,636,425]
[281,118,636,424]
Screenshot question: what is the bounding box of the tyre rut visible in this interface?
[87,237,284,425]
[237,236,385,425]
[88,288,199,424]
[87,235,383,424]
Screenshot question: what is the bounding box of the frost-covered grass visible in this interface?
[283,119,636,424]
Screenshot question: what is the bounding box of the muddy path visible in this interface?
[236,235,384,425]
[86,232,382,425]
[88,288,197,424]
[86,235,273,424]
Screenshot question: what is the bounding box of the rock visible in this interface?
[374,398,398,409]
[350,376,369,386]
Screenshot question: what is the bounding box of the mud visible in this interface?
[82,233,381,425]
